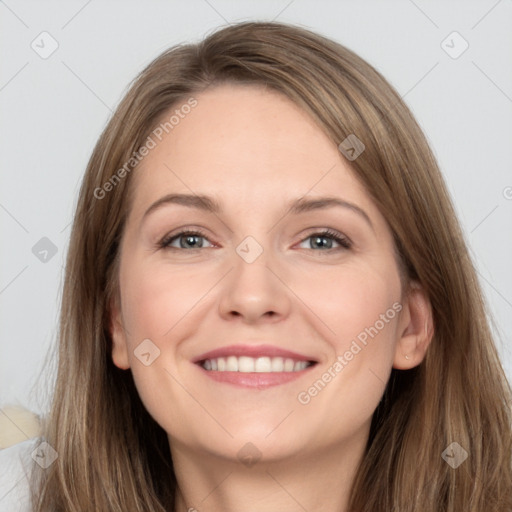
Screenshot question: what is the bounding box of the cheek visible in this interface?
[295,259,401,352]
[117,260,203,430]
[293,261,401,418]
[333,277,399,359]
[120,261,203,343]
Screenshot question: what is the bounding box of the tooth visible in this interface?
[203,356,311,372]
[255,357,272,372]
[238,356,255,372]
[284,358,295,372]
[226,356,238,371]
[271,357,284,372]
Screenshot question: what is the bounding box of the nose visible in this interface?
[218,243,292,324]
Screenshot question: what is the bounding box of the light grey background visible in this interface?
[1,0,511,416]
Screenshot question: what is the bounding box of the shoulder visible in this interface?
[0,437,41,512]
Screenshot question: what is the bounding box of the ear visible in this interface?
[108,294,131,370]
[393,281,434,370]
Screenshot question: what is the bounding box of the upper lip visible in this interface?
[192,344,318,364]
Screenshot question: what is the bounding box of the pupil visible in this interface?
[313,236,331,249]
[182,235,201,248]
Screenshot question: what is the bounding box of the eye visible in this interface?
[298,229,352,251]
[158,229,214,250]
[157,228,352,252]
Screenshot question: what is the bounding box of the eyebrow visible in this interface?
[142,193,374,230]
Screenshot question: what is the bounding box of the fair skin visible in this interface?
[110,84,433,512]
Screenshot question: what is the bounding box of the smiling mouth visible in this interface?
[198,356,317,373]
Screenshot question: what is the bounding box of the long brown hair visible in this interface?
[32,21,512,511]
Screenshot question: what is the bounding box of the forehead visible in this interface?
[128,83,373,221]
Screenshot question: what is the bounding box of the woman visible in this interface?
[3,21,511,511]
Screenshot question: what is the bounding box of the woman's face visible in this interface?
[110,83,410,463]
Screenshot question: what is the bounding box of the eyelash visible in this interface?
[157,228,352,252]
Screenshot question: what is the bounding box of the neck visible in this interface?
[170,427,369,512]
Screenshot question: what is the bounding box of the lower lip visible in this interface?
[195,364,316,389]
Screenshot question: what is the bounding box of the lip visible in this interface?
[191,344,318,364]
[195,363,316,389]
[192,344,318,390]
